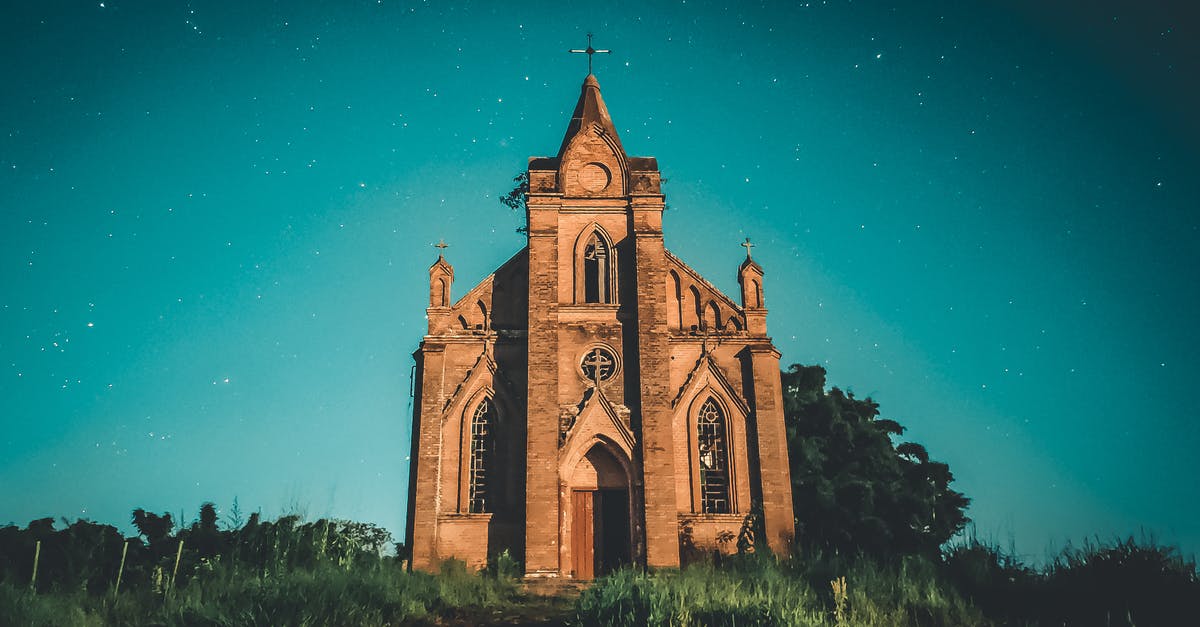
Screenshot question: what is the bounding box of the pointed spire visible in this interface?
[557,74,625,158]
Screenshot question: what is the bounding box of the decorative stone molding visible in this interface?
[613,403,632,431]
[558,405,581,447]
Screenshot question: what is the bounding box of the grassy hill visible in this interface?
[2,509,1196,626]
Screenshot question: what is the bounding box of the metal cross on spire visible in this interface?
[434,239,449,257]
[741,237,755,259]
[569,33,610,74]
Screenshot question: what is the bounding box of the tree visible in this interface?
[130,509,173,549]
[782,364,969,558]
[179,502,225,560]
[500,171,529,234]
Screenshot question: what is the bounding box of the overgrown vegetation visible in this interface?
[579,537,1199,626]
[3,513,1196,626]
[0,506,517,626]
[577,556,823,626]
[942,533,1200,626]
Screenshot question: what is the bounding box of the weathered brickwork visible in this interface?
[406,74,795,577]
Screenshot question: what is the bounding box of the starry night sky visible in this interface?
[2,1,1197,560]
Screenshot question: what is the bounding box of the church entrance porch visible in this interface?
[566,443,632,580]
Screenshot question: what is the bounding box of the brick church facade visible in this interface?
[406,73,794,578]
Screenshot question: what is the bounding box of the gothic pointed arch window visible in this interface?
[697,398,731,514]
[467,397,496,513]
[580,230,615,304]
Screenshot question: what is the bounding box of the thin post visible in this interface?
[169,539,184,592]
[114,540,129,596]
[30,540,41,590]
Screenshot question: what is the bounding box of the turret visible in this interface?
[427,247,454,334]
[737,239,766,336]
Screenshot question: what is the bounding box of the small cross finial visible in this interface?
[434,239,449,256]
[569,33,611,75]
[741,237,755,259]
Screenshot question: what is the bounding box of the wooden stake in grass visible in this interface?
[169,539,184,593]
[30,540,41,590]
[114,539,129,596]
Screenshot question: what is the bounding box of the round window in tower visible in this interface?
[579,346,619,384]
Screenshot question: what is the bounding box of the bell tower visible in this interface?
[523,71,680,577]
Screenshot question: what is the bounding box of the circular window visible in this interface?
[580,346,619,383]
[578,162,612,193]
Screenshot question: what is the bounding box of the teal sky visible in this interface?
[2,1,1197,560]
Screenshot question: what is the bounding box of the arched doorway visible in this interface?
[569,443,631,579]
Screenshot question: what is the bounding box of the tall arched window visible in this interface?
[697,398,731,514]
[582,231,612,303]
[468,398,496,513]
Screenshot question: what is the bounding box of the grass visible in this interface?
[0,558,519,627]
[577,552,989,627]
[577,536,1199,627]
[576,561,822,626]
[7,544,1197,626]
[3,510,1196,626]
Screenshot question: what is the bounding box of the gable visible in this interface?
[440,344,523,421]
[672,352,751,416]
[558,388,636,482]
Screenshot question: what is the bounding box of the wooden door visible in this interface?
[572,490,595,579]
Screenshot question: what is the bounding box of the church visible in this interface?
[405,70,794,579]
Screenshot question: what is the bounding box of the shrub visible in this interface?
[0,584,104,627]
[942,536,1038,623]
[1044,535,1200,627]
[487,547,523,580]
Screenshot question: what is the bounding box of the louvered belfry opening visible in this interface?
[583,232,611,303]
